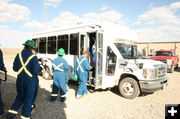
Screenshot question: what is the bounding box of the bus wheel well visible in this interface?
[119,74,140,87]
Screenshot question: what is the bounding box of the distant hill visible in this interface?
[1,48,21,56]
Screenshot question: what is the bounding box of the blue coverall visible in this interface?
[75,56,91,95]
[32,75,39,109]
[50,56,68,102]
[0,49,5,116]
[7,50,40,119]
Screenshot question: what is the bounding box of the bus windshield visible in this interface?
[115,43,145,59]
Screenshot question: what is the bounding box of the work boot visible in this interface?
[50,95,57,103]
[0,111,5,118]
[76,94,83,99]
[60,97,66,103]
[31,104,36,114]
[50,97,57,103]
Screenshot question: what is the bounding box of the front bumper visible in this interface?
[139,77,168,92]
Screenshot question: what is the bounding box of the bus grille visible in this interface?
[154,64,167,79]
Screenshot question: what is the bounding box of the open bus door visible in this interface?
[95,32,103,89]
[87,31,103,89]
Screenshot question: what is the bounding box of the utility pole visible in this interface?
[43,0,48,28]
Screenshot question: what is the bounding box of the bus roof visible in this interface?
[32,22,138,42]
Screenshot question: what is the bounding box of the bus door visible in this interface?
[95,32,103,89]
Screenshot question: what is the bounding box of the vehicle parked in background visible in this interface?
[150,50,179,73]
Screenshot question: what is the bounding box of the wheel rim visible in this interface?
[122,82,134,96]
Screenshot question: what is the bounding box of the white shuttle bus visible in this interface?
[32,22,168,99]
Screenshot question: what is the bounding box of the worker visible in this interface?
[0,49,7,117]
[50,48,68,103]
[75,50,92,98]
[6,40,40,119]
[91,42,103,75]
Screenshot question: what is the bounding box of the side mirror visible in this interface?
[138,63,144,69]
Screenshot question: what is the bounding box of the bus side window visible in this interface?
[106,47,117,76]
[58,35,68,54]
[70,33,78,55]
[39,37,46,54]
[48,36,56,54]
[32,38,39,53]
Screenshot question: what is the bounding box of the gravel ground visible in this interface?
[1,71,180,119]
[0,54,180,119]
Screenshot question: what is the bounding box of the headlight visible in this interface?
[167,59,172,66]
[143,68,158,79]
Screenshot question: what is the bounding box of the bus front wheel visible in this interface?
[119,77,140,99]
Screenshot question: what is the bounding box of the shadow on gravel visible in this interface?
[1,74,67,119]
[110,86,154,98]
[67,80,109,94]
[110,86,124,97]
[174,67,180,72]
[67,80,78,90]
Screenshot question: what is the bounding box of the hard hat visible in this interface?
[57,48,65,56]
[23,40,36,49]
[73,74,78,81]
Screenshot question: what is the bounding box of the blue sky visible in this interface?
[0,0,180,47]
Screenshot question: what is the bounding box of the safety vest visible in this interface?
[77,58,86,72]
[17,53,35,77]
[52,63,64,72]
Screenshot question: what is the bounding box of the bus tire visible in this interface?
[88,86,96,93]
[119,77,140,99]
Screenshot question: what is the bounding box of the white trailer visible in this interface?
[32,22,168,99]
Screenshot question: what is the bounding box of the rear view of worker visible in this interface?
[50,48,68,102]
[75,50,92,98]
[6,40,40,119]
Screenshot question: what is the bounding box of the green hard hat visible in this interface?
[57,48,65,56]
[23,40,36,49]
[73,74,78,81]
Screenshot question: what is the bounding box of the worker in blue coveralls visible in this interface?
[6,40,40,119]
[0,48,7,118]
[50,48,69,103]
[75,50,92,98]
